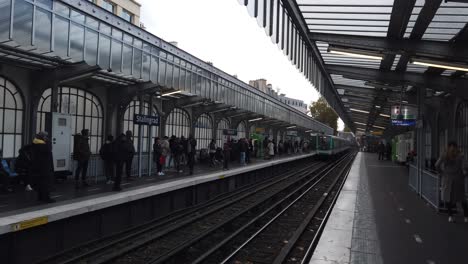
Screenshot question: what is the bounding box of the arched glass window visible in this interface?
[37,87,103,153]
[216,119,230,147]
[123,100,159,152]
[0,76,23,158]
[194,114,212,150]
[237,121,246,139]
[165,108,190,137]
[456,102,468,159]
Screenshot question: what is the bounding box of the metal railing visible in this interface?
[421,169,440,209]
[409,164,418,193]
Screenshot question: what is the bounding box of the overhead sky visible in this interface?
[139,0,344,130]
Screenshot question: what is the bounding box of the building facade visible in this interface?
[278,94,308,114]
[89,0,141,26]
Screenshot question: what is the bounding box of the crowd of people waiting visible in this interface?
[0,129,312,203]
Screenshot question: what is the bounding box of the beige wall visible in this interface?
[96,0,141,26]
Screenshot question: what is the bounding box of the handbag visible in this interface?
[159,155,166,165]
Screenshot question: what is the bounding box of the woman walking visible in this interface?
[436,141,468,223]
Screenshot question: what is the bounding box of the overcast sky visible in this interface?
[139,0,344,130]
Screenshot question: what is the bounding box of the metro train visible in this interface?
[310,134,354,158]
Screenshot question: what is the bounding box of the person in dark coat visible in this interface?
[385,142,392,161]
[99,135,114,184]
[223,141,231,170]
[174,138,184,173]
[239,138,248,165]
[113,134,133,191]
[181,136,188,166]
[187,135,197,175]
[30,132,55,203]
[377,141,385,160]
[74,129,91,188]
[153,137,163,176]
[435,142,468,223]
[124,130,136,180]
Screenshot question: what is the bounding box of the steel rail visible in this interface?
[144,159,339,264]
[272,153,356,264]
[40,159,315,264]
[58,159,324,264]
[214,153,353,264]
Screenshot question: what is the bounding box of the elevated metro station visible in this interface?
[1,0,468,263]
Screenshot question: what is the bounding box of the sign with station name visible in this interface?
[133,114,160,126]
[223,129,237,136]
[391,119,416,126]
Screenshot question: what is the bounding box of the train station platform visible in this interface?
[0,153,314,234]
[311,152,468,264]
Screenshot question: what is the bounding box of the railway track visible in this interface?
[40,157,325,264]
[108,153,352,264]
[173,152,355,264]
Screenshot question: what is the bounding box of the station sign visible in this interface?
[391,105,417,120]
[286,130,298,136]
[391,119,416,126]
[391,105,417,126]
[133,114,160,126]
[255,127,265,133]
[223,129,237,136]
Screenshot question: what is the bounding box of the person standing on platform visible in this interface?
[377,141,385,160]
[74,129,91,189]
[112,134,129,191]
[267,140,275,159]
[385,142,392,161]
[436,141,468,223]
[153,137,163,176]
[209,139,216,167]
[99,135,115,185]
[31,132,55,203]
[239,138,248,165]
[187,135,197,175]
[160,136,170,175]
[223,141,231,170]
[174,138,184,173]
[123,130,136,180]
[180,136,188,165]
[246,139,252,164]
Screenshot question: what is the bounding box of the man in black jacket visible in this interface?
[113,134,133,191]
[124,130,136,180]
[31,131,55,203]
[187,135,197,175]
[74,129,91,188]
[99,135,114,184]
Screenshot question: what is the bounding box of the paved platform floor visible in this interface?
[311,152,468,264]
[0,153,300,217]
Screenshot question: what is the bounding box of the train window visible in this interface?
[319,136,330,150]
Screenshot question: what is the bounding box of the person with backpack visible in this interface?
[153,137,163,176]
[74,129,91,189]
[30,132,55,203]
[99,135,114,185]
